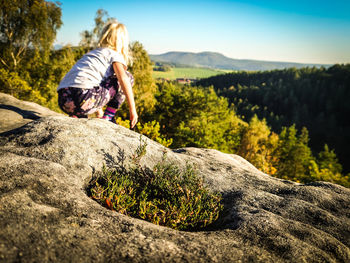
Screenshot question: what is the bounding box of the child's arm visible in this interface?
[113,62,138,128]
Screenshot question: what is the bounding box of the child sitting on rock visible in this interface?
[57,20,138,128]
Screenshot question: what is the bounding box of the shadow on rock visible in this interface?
[0,104,41,120]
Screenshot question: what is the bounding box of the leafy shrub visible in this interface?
[115,117,173,147]
[88,137,223,230]
[0,68,46,105]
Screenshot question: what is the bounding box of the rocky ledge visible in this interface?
[0,93,349,262]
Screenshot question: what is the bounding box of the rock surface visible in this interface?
[0,92,61,133]
[0,92,350,262]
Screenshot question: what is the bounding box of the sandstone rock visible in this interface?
[0,93,349,262]
[0,92,61,133]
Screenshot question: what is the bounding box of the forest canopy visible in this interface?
[196,65,350,173]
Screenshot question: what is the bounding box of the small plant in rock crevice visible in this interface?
[88,136,223,231]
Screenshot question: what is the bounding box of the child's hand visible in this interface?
[130,109,138,129]
[113,62,138,128]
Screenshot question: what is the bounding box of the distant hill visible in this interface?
[150,51,330,71]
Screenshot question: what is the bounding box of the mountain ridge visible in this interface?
[150,51,331,71]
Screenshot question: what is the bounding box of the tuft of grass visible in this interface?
[88,136,223,231]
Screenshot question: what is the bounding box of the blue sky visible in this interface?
[55,0,350,64]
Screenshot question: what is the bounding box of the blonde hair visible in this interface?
[98,20,132,65]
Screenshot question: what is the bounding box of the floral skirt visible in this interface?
[58,72,134,117]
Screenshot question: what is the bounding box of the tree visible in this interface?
[152,82,244,151]
[79,30,94,49]
[20,46,80,112]
[0,68,45,104]
[317,144,342,175]
[237,115,278,175]
[153,64,171,72]
[0,0,62,70]
[80,9,114,49]
[308,144,349,187]
[274,126,314,182]
[127,41,157,118]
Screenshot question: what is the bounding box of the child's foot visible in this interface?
[96,108,104,118]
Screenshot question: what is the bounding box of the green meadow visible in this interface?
[152,67,231,80]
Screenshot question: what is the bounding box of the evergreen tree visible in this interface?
[317,144,342,174]
[274,126,314,182]
[308,144,349,187]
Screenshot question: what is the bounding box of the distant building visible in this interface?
[176,78,197,84]
[155,77,197,84]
